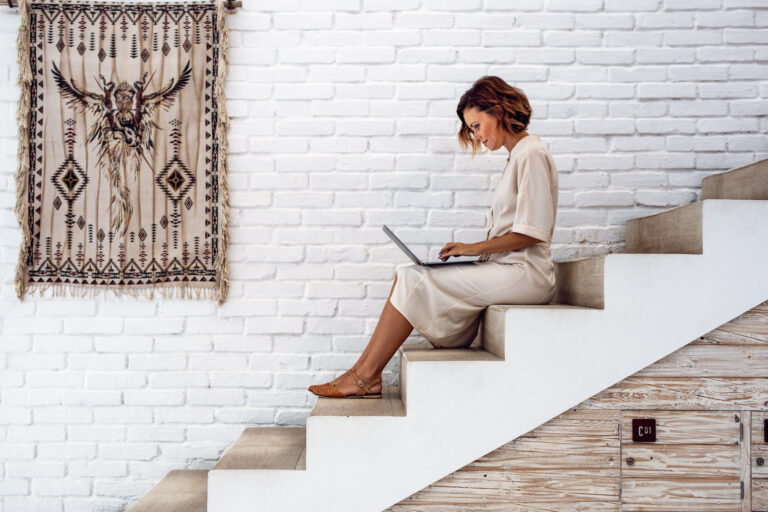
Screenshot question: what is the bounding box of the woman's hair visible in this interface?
[456,76,532,156]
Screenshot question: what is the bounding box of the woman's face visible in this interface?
[463,107,504,151]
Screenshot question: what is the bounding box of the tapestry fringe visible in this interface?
[14,0,32,301]
[214,0,231,306]
[25,282,220,301]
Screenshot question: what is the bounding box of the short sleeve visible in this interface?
[511,147,556,243]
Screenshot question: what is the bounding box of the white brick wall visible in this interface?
[1,1,767,510]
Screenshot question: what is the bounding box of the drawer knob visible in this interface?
[758,457,765,466]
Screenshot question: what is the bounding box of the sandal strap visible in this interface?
[348,369,380,394]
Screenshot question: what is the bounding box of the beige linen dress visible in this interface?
[389,134,559,348]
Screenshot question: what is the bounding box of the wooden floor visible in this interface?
[388,300,768,512]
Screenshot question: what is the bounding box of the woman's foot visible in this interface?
[309,367,382,398]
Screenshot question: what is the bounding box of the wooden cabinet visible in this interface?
[621,410,743,511]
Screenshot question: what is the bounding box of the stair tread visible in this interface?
[488,303,596,311]
[400,344,503,362]
[214,427,306,471]
[310,385,405,417]
[128,470,207,512]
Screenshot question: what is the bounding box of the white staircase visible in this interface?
[129,158,768,512]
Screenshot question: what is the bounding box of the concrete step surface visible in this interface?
[215,426,306,471]
[128,470,207,512]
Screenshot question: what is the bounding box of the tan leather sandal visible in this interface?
[308,368,383,399]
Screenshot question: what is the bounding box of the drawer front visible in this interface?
[620,410,744,512]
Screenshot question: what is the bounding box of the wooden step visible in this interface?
[553,255,605,309]
[214,426,306,470]
[702,157,768,200]
[400,343,502,363]
[127,470,207,512]
[625,202,702,254]
[309,385,405,417]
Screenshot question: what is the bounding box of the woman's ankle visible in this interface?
[352,365,380,383]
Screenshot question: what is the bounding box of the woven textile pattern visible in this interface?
[14,0,230,303]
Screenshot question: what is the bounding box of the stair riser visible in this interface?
[554,256,605,309]
[702,158,768,200]
[482,306,506,358]
[625,201,702,254]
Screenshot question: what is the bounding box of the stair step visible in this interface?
[702,157,768,200]
[554,255,605,309]
[309,385,405,417]
[483,304,595,358]
[214,427,306,470]
[626,202,702,254]
[400,343,502,363]
[128,470,207,512]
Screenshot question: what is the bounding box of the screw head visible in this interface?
[758,457,765,467]
[626,457,635,466]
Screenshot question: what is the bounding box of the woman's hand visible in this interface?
[438,242,482,261]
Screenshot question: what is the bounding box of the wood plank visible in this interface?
[474,440,618,472]
[393,469,619,507]
[583,377,768,410]
[389,499,618,511]
[467,409,620,471]
[753,445,768,479]
[693,301,768,345]
[390,501,608,512]
[742,411,751,512]
[622,444,740,477]
[621,478,741,511]
[752,411,768,446]
[754,478,768,510]
[523,409,620,439]
[633,345,768,377]
[620,410,741,444]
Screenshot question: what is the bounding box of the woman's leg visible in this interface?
[326,275,414,394]
[355,275,414,377]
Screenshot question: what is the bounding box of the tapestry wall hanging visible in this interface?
[14,0,231,304]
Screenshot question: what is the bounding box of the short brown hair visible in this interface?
[456,76,532,157]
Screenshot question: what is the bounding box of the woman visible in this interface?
[309,76,559,399]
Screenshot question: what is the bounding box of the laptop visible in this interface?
[382,225,479,267]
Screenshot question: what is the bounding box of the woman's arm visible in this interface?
[438,231,542,261]
[476,231,542,255]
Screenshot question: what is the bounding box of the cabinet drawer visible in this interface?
[620,410,744,512]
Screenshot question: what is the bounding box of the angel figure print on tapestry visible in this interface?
[13,0,231,303]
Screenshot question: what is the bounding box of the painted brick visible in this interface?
[1,4,765,510]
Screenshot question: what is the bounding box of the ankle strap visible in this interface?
[348,369,380,394]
